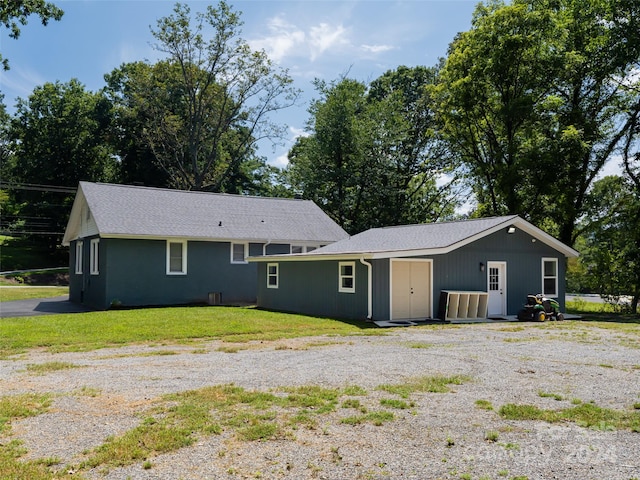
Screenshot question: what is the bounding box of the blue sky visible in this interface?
[1,0,481,167]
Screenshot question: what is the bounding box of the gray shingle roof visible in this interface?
[67,182,348,243]
[248,214,578,260]
[306,216,520,255]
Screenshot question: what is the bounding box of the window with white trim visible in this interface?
[267,263,279,289]
[167,240,187,275]
[542,258,558,297]
[338,261,355,293]
[75,241,83,274]
[90,239,100,275]
[231,242,248,264]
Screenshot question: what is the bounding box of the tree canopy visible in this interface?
[0,0,63,70]
[106,2,299,192]
[438,0,640,246]
[578,176,640,311]
[286,68,458,234]
[5,79,117,252]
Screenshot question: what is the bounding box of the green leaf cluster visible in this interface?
[437,0,640,246]
[286,67,458,234]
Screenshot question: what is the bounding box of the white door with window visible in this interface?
[391,260,431,320]
[487,261,507,316]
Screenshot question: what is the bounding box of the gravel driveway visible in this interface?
[2,321,639,479]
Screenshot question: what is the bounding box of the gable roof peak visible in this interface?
[369,215,520,232]
[79,181,311,203]
[64,182,348,245]
[251,214,577,261]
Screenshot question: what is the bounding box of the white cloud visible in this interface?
[289,125,309,139]
[249,16,351,64]
[0,66,47,103]
[361,44,394,54]
[250,15,305,63]
[621,66,640,88]
[309,23,349,61]
[272,152,290,168]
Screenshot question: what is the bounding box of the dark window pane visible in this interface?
[543,278,556,295]
[544,260,556,277]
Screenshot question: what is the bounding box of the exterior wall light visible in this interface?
[507,226,516,234]
[480,262,485,272]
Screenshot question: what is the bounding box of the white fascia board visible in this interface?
[61,186,85,246]
[96,234,328,245]
[247,216,579,261]
[369,217,578,259]
[511,218,579,258]
[369,217,521,259]
[248,253,375,263]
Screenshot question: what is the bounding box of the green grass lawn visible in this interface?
[0,306,375,358]
[566,299,639,324]
[0,286,68,302]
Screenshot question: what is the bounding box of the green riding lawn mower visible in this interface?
[517,294,565,322]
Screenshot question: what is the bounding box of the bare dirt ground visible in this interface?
[1,321,639,479]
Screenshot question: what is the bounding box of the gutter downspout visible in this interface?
[262,240,272,256]
[359,256,372,321]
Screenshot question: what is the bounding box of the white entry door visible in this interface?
[487,261,507,316]
[391,260,431,320]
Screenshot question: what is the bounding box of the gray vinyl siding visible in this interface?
[69,236,107,309]
[256,227,568,321]
[70,238,271,309]
[101,239,262,309]
[258,229,566,320]
[257,260,368,319]
[69,239,82,303]
[371,259,391,320]
[431,228,566,315]
[368,229,566,319]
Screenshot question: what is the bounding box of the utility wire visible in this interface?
[0,181,77,193]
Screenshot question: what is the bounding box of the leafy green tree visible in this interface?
[0,94,20,235]
[579,176,640,313]
[109,2,298,192]
[367,66,458,226]
[438,0,640,246]
[0,0,64,70]
[105,58,286,195]
[0,94,10,169]
[7,79,117,252]
[543,0,640,245]
[103,61,171,188]
[287,69,457,234]
[621,85,640,194]
[287,78,370,233]
[437,1,557,222]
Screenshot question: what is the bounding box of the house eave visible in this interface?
[61,186,87,246]
[510,218,579,258]
[67,233,338,246]
[248,252,376,262]
[247,215,579,262]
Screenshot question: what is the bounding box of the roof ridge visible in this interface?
[81,181,310,203]
[366,215,519,232]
